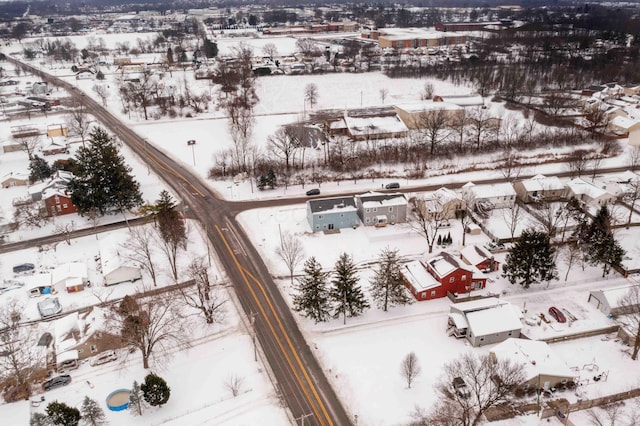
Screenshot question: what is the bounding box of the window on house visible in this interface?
[56,205,61,212]
[461,275,467,281]
[319,215,324,219]
[449,277,454,283]
[62,204,68,209]
[54,195,60,204]
[373,207,377,212]
[78,349,84,353]
[388,207,393,212]
[431,290,436,296]
[328,224,334,230]
[90,345,98,354]
[421,292,426,299]
[366,208,370,213]
[365,218,370,223]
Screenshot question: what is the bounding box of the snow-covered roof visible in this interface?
[450,296,504,313]
[57,349,79,363]
[99,233,137,276]
[519,175,564,192]
[491,338,575,383]
[360,192,407,208]
[344,114,408,137]
[591,285,639,310]
[463,182,516,199]
[427,252,472,279]
[394,100,463,114]
[609,115,640,131]
[466,302,522,336]
[52,262,87,287]
[566,178,614,201]
[20,273,52,289]
[1,171,29,182]
[431,187,461,204]
[308,197,357,214]
[460,245,492,266]
[400,260,440,292]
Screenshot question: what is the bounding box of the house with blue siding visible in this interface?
[307,197,359,232]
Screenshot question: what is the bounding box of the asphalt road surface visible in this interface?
[8,57,351,426]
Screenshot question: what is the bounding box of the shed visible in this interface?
[98,234,142,286]
[490,338,577,390]
[588,285,640,316]
[52,262,88,293]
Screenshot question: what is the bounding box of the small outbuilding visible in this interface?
[588,284,640,316]
[99,233,142,286]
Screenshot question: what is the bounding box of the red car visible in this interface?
[548,307,566,323]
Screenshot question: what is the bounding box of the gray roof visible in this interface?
[308,197,356,213]
[356,192,406,204]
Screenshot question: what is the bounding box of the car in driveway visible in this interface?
[548,306,566,323]
[484,241,505,252]
[43,375,71,391]
[12,263,35,274]
[305,188,320,196]
[90,350,117,366]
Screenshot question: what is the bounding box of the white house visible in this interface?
[462,181,517,209]
[565,178,617,208]
[448,297,522,347]
[588,284,640,316]
[52,262,88,293]
[513,174,565,203]
[98,233,142,286]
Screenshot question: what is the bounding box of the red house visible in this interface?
[400,252,487,301]
[460,245,500,273]
[43,189,78,217]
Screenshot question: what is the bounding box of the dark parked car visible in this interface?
[452,377,471,398]
[306,188,320,196]
[385,182,400,189]
[43,375,71,391]
[12,263,35,274]
[548,307,566,323]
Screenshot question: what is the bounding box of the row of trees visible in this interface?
[292,248,413,324]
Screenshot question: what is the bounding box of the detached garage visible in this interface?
[588,285,640,317]
[98,234,142,286]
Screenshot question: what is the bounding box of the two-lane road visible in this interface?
[8,57,351,426]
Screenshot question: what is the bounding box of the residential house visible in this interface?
[307,197,359,232]
[43,188,78,217]
[513,174,565,203]
[401,251,488,301]
[53,307,122,367]
[29,170,75,201]
[460,244,499,272]
[394,100,464,129]
[462,181,517,210]
[1,171,29,188]
[354,192,407,226]
[608,115,640,146]
[98,233,143,286]
[447,297,522,346]
[596,170,639,198]
[588,285,640,316]
[565,178,617,208]
[52,262,88,293]
[424,187,465,219]
[490,338,577,391]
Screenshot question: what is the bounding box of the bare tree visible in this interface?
[617,286,640,360]
[503,204,523,240]
[268,127,299,172]
[19,134,40,159]
[0,298,46,400]
[296,38,319,57]
[533,198,564,237]
[623,178,640,228]
[566,149,591,178]
[401,352,422,389]
[561,242,581,281]
[121,69,157,120]
[583,103,610,136]
[467,106,494,150]
[421,82,434,100]
[628,146,640,171]
[275,233,305,285]
[412,109,450,155]
[304,83,319,108]
[262,42,278,61]
[92,84,110,107]
[416,352,525,426]
[379,88,388,104]
[110,294,191,369]
[179,256,226,324]
[53,221,75,245]
[410,196,450,253]
[66,100,92,147]
[124,227,159,287]
[500,150,521,181]
[225,374,244,397]
[13,201,48,229]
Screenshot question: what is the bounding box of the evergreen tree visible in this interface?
[292,257,331,323]
[203,38,218,58]
[30,412,50,426]
[95,70,104,80]
[578,205,625,277]
[267,168,277,188]
[502,229,558,289]
[141,373,171,407]
[69,127,143,216]
[446,232,452,244]
[46,401,81,426]
[370,248,413,311]
[257,175,267,190]
[29,155,53,183]
[437,234,442,245]
[329,253,370,323]
[128,380,143,416]
[166,47,174,64]
[80,396,105,426]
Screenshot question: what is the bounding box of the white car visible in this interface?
[90,350,117,366]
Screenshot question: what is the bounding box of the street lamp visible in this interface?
[187,139,196,166]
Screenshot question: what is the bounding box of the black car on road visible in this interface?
[306,188,320,196]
